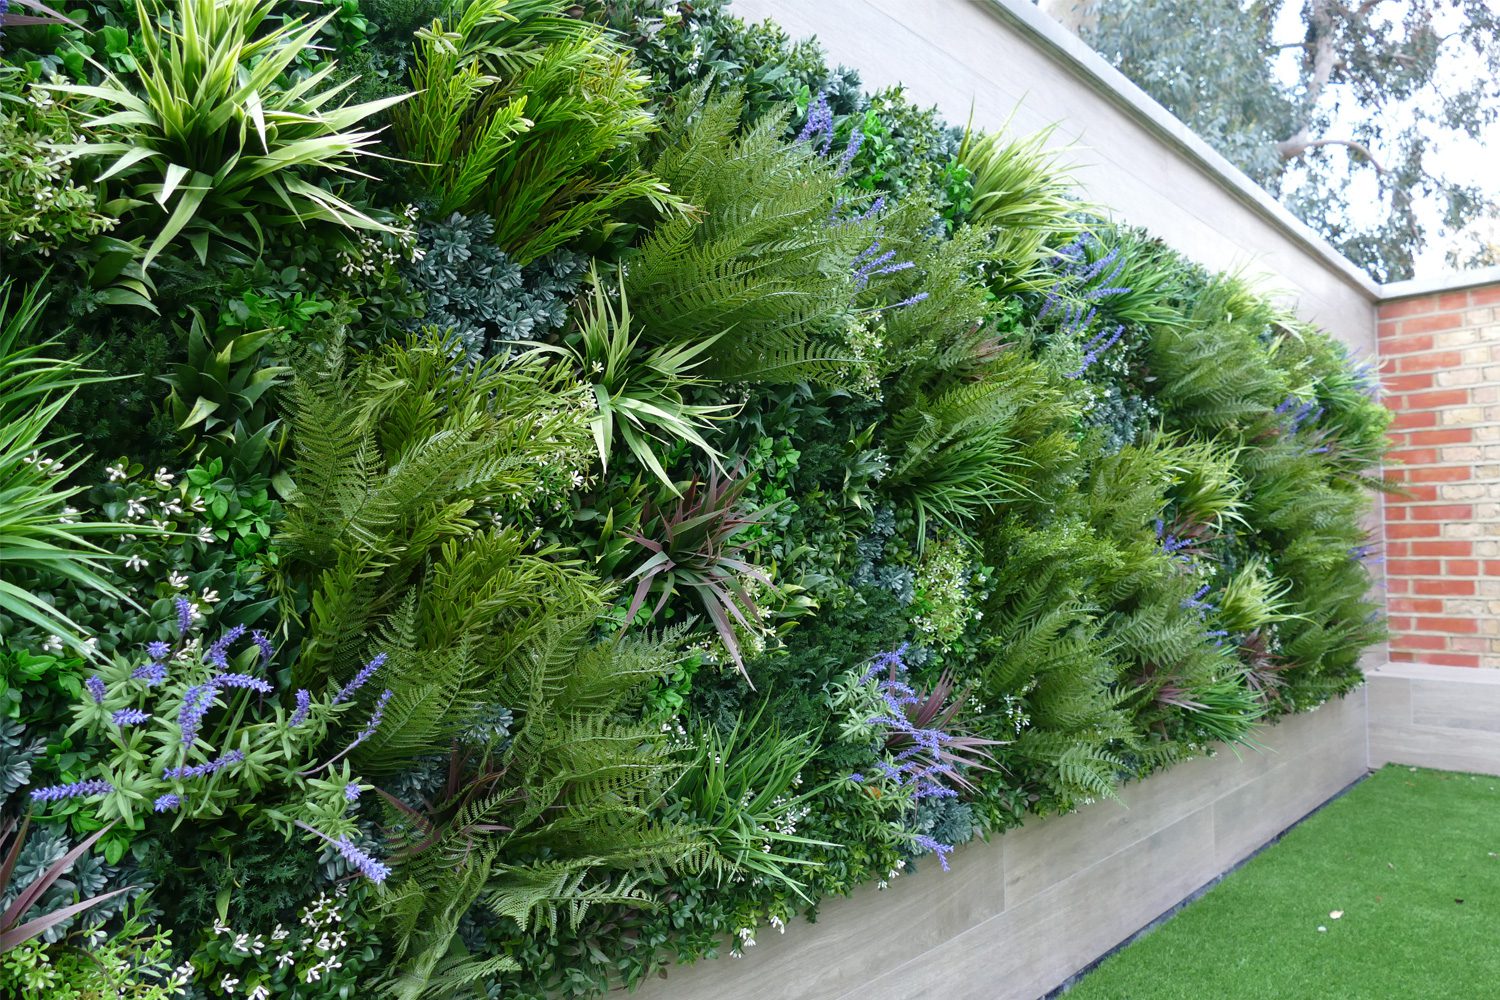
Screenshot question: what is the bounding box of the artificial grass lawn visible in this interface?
[1067,764,1500,1000]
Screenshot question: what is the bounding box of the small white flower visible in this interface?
[232,932,250,953]
[106,463,127,482]
[277,952,296,969]
[126,498,149,519]
[154,467,175,486]
[42,635,64,654]
[81,637,98,654]
[125,554,150,572]
[304,963,323,983]
[271,923,289,942]
[201,588,220,604]
[197,525,215,544]
[212,918,231,936]
[59,506,78,524]
[249,987,270,1000]
[168,571,189,590]
[189,495,207,513]
[161,499,184,516]
[220,973,240,991]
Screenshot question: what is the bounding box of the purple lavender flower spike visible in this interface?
[332,654,387,705]
[794,91,834,154]
[346,689,393,751]
[888,292,930,310]
[344,782,362,803]
[334,836,391,883]
[132,662,167,685]
[146,640,170,660]
[85,675,106,705]
[175,596,194,635]
[205,624,247,668]
[178,680,220,746]
[154,793,181,812]
[838,126,863,175]
[214,673,274,694]
[910,833,954,872]
[163,748,244,781]
[289,689,312,727]
[30,779,114,802]
[112,708,149,726]
[250,630,274,665]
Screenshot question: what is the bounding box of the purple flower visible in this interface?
[346,689,393,751]
[299,823,391,884]
[1182,584,1215,614]
[1065,324,1125,379]
[112,708,150,726]
[177,681,220,746]
[146,641,170,660]
[162,748,244,781]
[333,836,391,884]
[213,672,273,695]
[344,782,362,803]
[205,624,246,668]
[289,689,312,728]
[250,630,274,665]
[910,833,954,872]
[153,793,181,812]
[175,596,194,635]
[838,127,863,175]
[30,779,114,802]
[132,662,167,686]
[886,292,930,310]
[794,91,834,154]
[332,654,386,705]
[85,675,106,704]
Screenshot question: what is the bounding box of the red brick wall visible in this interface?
[1379,282,1500,667]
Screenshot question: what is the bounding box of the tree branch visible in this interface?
[1276,136,1389,172]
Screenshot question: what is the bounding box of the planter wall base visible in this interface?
[634,691,1368,1000]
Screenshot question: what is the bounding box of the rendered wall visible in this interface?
[1378,277,1500,667]
[731,0,1379,354]
[634,693,1368,1000]
[1368,662,1500,776]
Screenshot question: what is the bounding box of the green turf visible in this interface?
[1066,765,1500,1000]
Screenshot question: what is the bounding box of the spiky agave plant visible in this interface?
[625,469,781,680]
[533,265,737,488]
[957,117,1087,292]
[0,280,135,652]
[52,0,410,269]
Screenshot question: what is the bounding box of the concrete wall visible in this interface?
[1377,277,1500,667]
[633,693,1368,1000]
[732,0,1380,355]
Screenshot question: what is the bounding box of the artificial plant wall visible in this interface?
[0,0,1387,997]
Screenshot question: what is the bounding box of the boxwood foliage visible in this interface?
[1,0,1388,997]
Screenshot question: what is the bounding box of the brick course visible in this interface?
[1379,283,1500,667]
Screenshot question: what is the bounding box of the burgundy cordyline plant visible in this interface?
[626,468,781,681]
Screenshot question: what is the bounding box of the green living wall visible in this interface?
[0,0,1389,997]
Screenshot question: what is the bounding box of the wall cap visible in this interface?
[1378,265,1500,303]
[1368,661,1500,685]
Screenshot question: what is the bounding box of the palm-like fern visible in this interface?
[377,617,710,1000]
[278,333,597,713]
[626,87,882,383]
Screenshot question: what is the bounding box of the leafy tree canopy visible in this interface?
[1042,0,1500,282]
